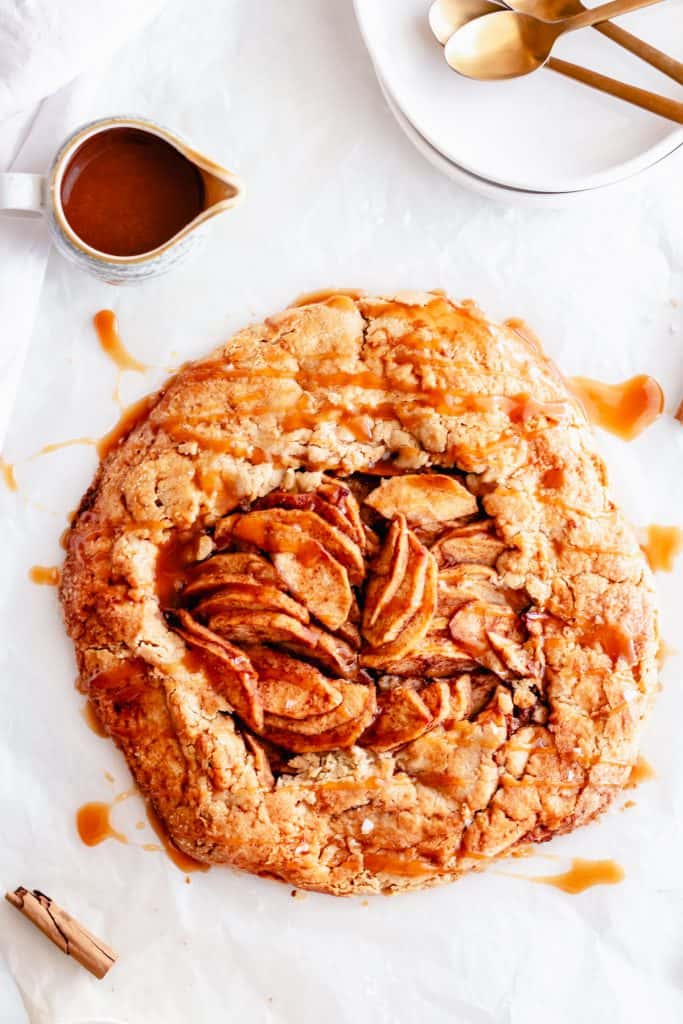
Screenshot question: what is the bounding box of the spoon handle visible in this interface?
[593,21,683,85]
[548,56,683,123]
[564,0,662,33]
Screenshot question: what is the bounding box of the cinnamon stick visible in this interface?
[5,887,117,980]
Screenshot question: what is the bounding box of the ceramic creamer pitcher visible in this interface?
[0,115,244,283]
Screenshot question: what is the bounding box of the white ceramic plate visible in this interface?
[376,66,680,205]
[353,0,683,193]
[376,70,600,205]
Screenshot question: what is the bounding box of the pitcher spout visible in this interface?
[194,159,244,216]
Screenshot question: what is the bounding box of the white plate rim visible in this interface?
[376,70,598,206]
[377,65,683,206]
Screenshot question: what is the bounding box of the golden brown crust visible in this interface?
[59,291,659,895]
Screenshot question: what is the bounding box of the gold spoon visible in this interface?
[429,0,683,123]
[444,0,665,80]
[429,0,502,38]
[510,0,683,83]
[432,0,683,85]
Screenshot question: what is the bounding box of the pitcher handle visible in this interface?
[0,173,46,216]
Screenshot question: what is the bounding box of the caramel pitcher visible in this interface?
[0,115,244,283]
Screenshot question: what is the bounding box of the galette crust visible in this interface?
[60,291,658,894]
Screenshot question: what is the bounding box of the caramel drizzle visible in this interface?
[93,309,148,373]
[34,438,97,456]
[28,565,60,586]
[569,374,663,441]
[162,365,573,454]
[640,524,683,573]
[0,455,17,492]
[627,756,656,787]
[97,395,156,460]
[76,792,133,846]
[292,287,365,307]
[145,803,209,873]
[530,857,624,894]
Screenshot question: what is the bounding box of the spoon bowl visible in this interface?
[445,11,558,79]
[444,0,662,80]
[428,0,503,42]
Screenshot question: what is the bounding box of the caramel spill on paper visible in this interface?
[35,438,97,456]
[28,565,60,586]
[97,395,155,460]
[530,857,624,894]
[640,525,683,573]
[0,456,17,492]
[569,375,663,440]
[292,288,365,307]
[627,756,656,788]
[657,638,677,668]
[93,310,148,373]
[76,792,133,846]
[145,803,210,874]
[81,701,108,738]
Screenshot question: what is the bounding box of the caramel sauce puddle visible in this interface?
[76,792,208,874]
[530,858,625,895]
[145,804,209,874]
[93,310,148,373]
[97,394,155,460]
[82,701,108,738]
[640,524,683,572]
[627,756,656,788]
[28,565,60,586]
[0,455,17,492]
[569,374,663,440]
[76,792,133,846]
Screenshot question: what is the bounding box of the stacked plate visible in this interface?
[353,0,683,205]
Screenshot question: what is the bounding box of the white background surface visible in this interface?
[0,2,682,1023]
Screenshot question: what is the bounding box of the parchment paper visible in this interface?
[1,2,682,1022]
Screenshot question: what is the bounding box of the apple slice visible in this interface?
[420,680,451,724]
[247,647,343,719]
[172,610,263,730]
[282,624,358,678]
[194,582,310,624]
[317,481,368,551]
[363,514,410,632]
[364,473,477,525]
[362,545,438,669]
[360,685,438,752]
[449,599,529,678]
[200,608,317,649]
[255,482,367,552]
[363,530,429,648]
[243,732,275,789]
[377,637,478,677]
[437,564,507,618]
[183,553,278,597]
[273,545,352,631]
[231,508,365,585]
[262,682,376,753]
[431,520,506,568]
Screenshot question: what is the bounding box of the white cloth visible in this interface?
[0,0,166,447]
[0,0,166,121]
